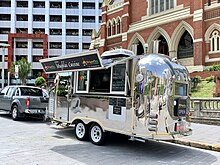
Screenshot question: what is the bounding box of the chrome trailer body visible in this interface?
[41,49,192,142]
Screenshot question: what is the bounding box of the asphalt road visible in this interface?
[0,112,220,165]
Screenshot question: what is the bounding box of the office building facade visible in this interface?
[0,0,102,84]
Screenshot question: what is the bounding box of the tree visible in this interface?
[10,58,31,85]
[35,76,46,87]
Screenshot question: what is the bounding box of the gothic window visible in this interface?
[107,20,112,37]
[150,0,174,15]
[177,31,193,59]
[210,31,220,52]
[112,20,116,35]
[116,17,121,34]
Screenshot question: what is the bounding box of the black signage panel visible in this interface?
[113,106,122,115]
[41,53,102,73]
[112,63,126,91]
[109,98,126,107]
[178,99,187,116]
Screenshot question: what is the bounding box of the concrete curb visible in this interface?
[167,139,220,152]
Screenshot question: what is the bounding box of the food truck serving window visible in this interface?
[89,68,111,93]
[75,63,127,95]
[76,71,89,93]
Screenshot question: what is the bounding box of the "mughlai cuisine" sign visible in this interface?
[40,50,103,74]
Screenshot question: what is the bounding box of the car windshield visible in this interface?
[20,87,43,96]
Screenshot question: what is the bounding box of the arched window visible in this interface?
[150,0,175,15]
[177,31,193,59]
[117,19,121,34]
[210,31,220,52]
[107,20,111,37]
[112,20,116,35]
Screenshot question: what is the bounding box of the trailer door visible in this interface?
[55,72,72,121]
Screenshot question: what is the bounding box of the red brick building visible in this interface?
[90,0,220,73]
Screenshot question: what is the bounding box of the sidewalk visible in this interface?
[169,123,220,152]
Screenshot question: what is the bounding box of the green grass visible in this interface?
[191,81,215,98]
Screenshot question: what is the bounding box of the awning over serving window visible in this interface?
[40,49,136,74]
[40,50,103,74]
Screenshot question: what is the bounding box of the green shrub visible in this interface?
[207,64,220,71]
[35,76,46,87]
[194,75,202,83]
[191,75,202,89]
[205,76,215,82]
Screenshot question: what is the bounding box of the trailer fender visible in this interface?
[71,117,106,132]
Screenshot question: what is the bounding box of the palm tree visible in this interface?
[10,58,31,85]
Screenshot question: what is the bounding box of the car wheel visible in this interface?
[12,105,19,121]
[89,123,106,145]
[75,121,88,141]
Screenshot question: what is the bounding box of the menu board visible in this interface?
[109,98,126,115]
[40,52,102,74]
[112,64,126,91]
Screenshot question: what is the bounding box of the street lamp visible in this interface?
[0,43,10,89]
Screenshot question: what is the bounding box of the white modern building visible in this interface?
[0,0,102,84]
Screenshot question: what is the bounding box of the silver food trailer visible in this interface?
[40,49,192,145]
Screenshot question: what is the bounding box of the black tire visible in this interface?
[89,123,106,145]
[74,121,88,141]
[11,105,20,121]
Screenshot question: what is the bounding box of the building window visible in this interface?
[210,31,220,52]
[177,31,193,59]
[16,42,28,48]
[0,28,10,34]
[82,29,92,36]
[150,0,174,15]
[16,55,27,61]
[33,42,43,49]
[117,21,121,34]
[66,43,79,49]
[50,2,62,8]
[16,28,28,34]
[33,15,45,21]
[66,16,79,22]
[66,29,79,36]
[33,56,43,62]
[99,16,102,23]
[32,69,43,78]
[0,55,8,62]
[66,2,78,9]
[50,42,62,49]
[0,1,11,7]
[0,14,10,21]
[99,3,102,9]
[33,28,45,34]
[112,21,116,35]
[16,14,28,21]
[82,43,90,49]
[82,2,95,9]
[33,1,45,8]
[17,1,28,7]
[107,21,112,37]
[82,16,95,23]
[50,29,62,35]
[50,15,62,22]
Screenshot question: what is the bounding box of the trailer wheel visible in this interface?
[12,105,19,121]
[75,121,88,141]
[89,123,106,145]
